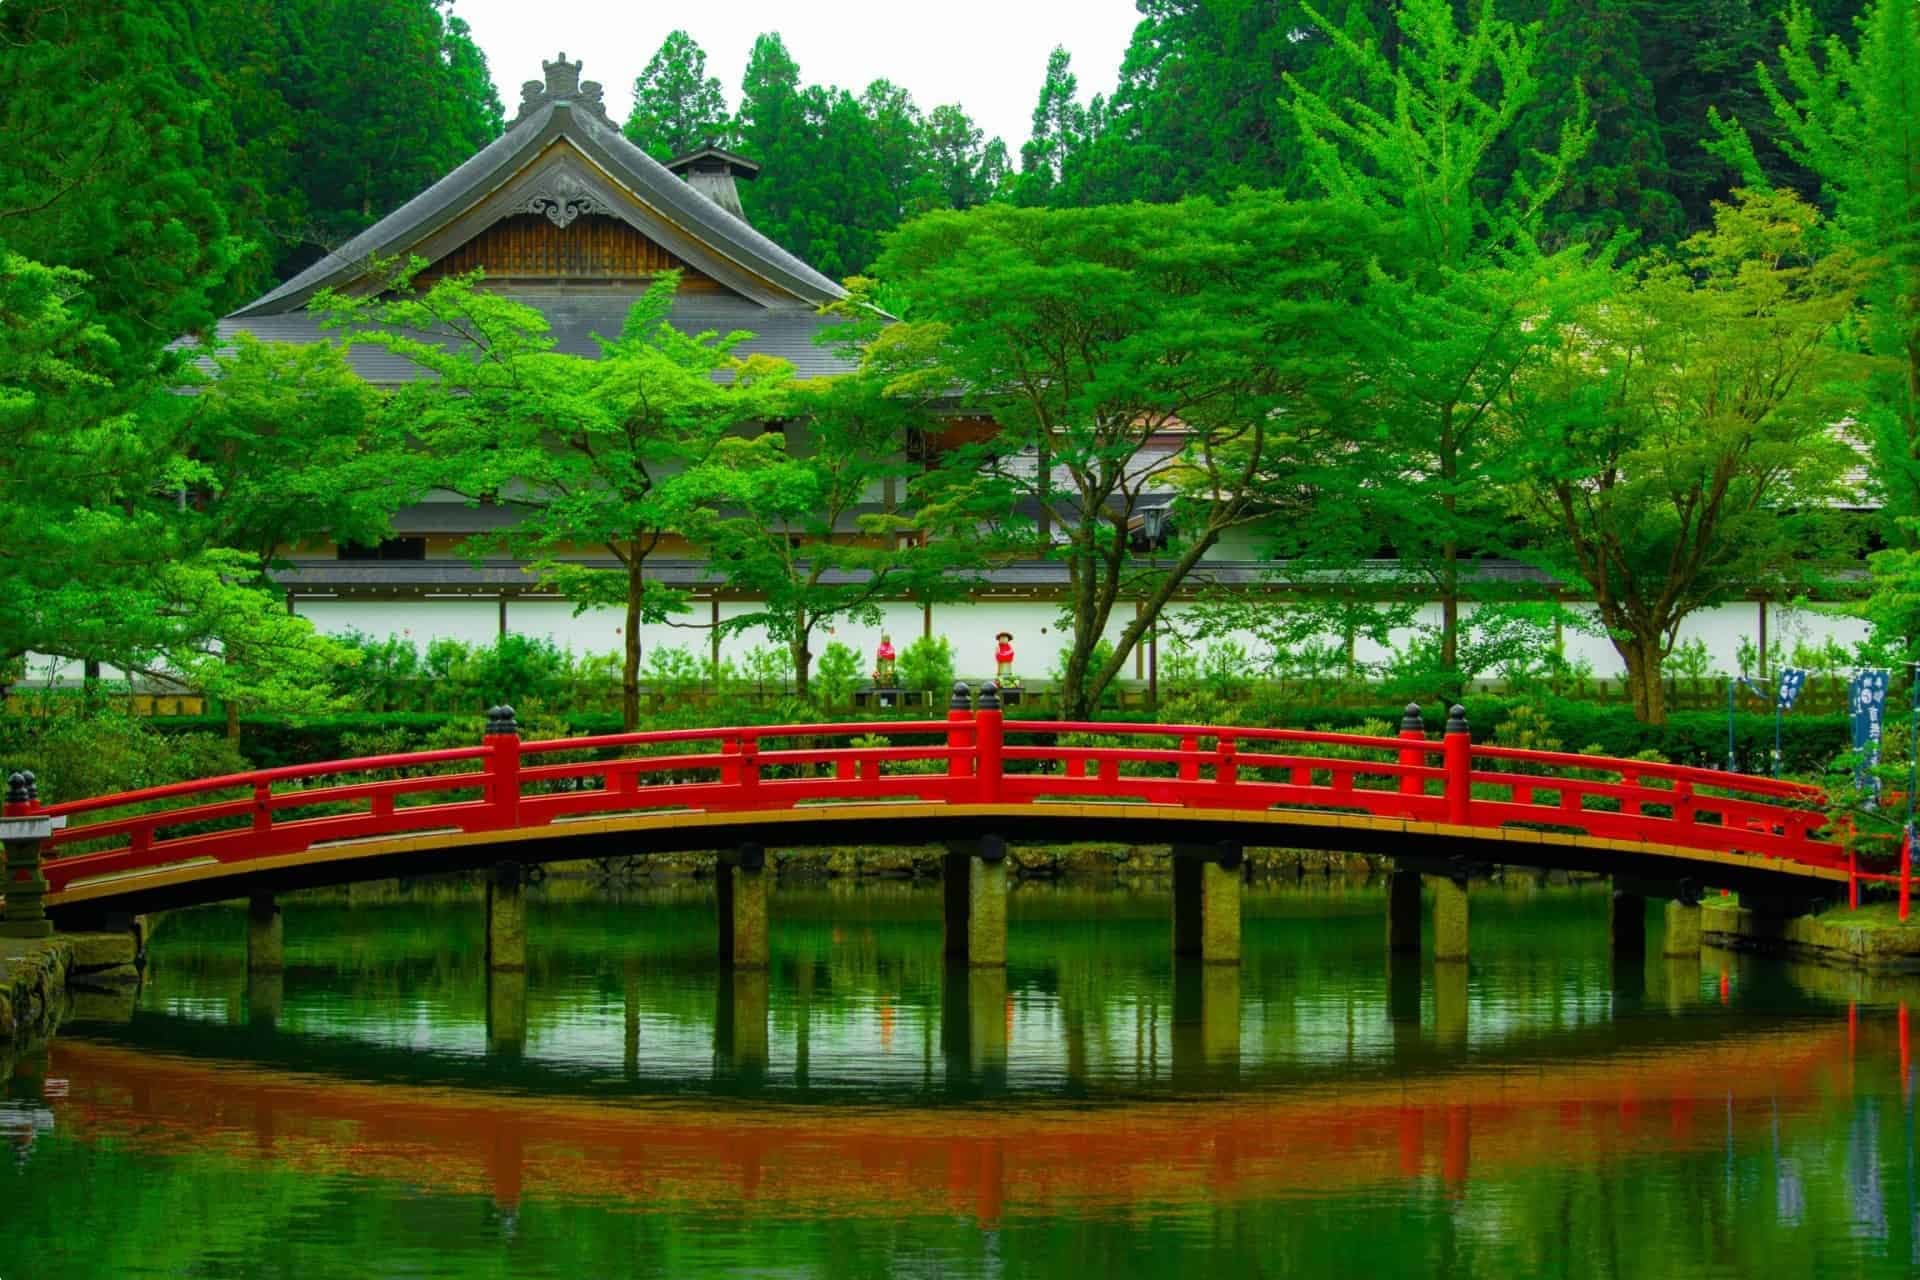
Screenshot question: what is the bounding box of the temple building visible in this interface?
[203,54,1858,685]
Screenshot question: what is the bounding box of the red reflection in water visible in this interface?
[36,1019,1886,1222]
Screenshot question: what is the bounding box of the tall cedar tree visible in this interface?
[323,269,790,730]
[1504,189,1866,722]
[623,30,734,162]
[1286,0,1600,694]
[1716,0,1920,547]
[873,195,1375,720]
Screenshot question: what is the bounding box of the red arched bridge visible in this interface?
[9,690,1866,938]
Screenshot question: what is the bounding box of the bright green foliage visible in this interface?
[733,33,1010,276]
[623,30,734,162]
[1015,47,1093,207]
[323,268,791,729]
[201,0,504,281]
[1515,0,1683,246]
[1504,189,1866,722]
[874,194,1375,720]
[0,0,250,362]
[896,635,957,694]
[178,335,404,567]
[1286,0,1600,690]
[1717,0,1920,545]
[678,365,982,696]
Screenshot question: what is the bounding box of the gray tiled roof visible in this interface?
[233,97,844,318]
[270,557,1573,593]
[206,293,857,385]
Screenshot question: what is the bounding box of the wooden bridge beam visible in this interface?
[718,844,769,970]
[943,836,1008,967]
[1173,842,1243,964]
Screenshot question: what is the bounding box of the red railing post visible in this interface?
[975,683,1004,803]
[485,705,521,829]
[1443,704,1472,826]
[1903,823,1913,923]
[1398,703,1426,798]
[252,780,272,837]
[1179,735,1199,782]
[947,682,975,790]
[738,734,761,796]
[1217,736,1238,789]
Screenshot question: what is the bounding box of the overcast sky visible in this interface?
[451,0,1141,154]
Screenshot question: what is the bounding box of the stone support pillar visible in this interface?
[718,844,769,970]
[1429,873,1470,962]
[942,837,1008,967]
[486,862,527,972]
[487,969,527,1059]
[941,964,1008,1090]
[1663,898,1703,958]
[715,968,770,1081]
[246,893,284,974]
[1386,869,1422,954]
[1171,961,1241,1084]
[1433,954,1469,1048]
[1172,842,1243,964]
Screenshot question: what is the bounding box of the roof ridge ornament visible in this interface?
[512,51,611,127]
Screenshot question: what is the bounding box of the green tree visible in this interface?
[680,365,982,696]
[1715,0,1920,546]
[0,0,251,361]
[324,269,790,729]
[623,29,733,162]
[1503,189,1866,722]
[873,195,1374,719]
[1015,46,1091,206]
[924,105,1007,209]
[1286,0,1599,692]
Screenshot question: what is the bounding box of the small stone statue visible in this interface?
[874,634,898,687]
[995,631,1016,685]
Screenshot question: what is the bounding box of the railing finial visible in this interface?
[23,770,36,804]
[950,681,972,711]
[978,681,1001,711]
[5,772,28,806]
[1401,702,1426,734]
[1445,704,1469,737]
[485,705,520,738]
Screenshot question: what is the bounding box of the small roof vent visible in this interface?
[666,146,760,222]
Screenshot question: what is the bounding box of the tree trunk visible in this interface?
[1618,634,1668,725]
[225,698,242,744]
[622,559,643,731]
[792,633,812,699]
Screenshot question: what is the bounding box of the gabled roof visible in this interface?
[232,55,845,319]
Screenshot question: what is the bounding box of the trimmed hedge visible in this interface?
[149,695,1852,776]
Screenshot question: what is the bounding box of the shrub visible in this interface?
[814,641,862,709]
[0,713,251,804]
[898,635,956,694]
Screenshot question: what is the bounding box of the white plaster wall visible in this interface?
[501,600,688,665]
[1770,604,1872,665]
[296,599,500,649]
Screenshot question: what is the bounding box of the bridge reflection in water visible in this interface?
[7,880,1919,1279]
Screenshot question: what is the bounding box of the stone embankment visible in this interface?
[1703,901,1920,973]
[0,921,148,1043]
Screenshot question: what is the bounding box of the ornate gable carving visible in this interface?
[523,170,602,228]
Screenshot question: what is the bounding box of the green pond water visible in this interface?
[0,875,1916,1278]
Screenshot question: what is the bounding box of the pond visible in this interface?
[0,875,1914,1278]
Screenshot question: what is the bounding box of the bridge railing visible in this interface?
[22,691,1841,897]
